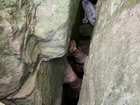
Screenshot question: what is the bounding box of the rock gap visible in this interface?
[62,0,97,105]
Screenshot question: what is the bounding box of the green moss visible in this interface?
[119,0,140,12]
[34,57,65,105]
[0,41,10,55]
[5,7,23,24]
[0,64,6,78]
[33,0,40,6]
[1,0,26,26]
[110,0,118,15]
[0,0,17,10]
[0,16,3,22]
[0,27,4,34]
[110,0,140,15]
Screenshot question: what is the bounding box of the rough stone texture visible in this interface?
[10,58,65,105]
[78,0,140,105]
[35,0,80,61]
[0,0,80,104]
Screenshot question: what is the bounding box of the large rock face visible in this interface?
[0,0,80,104]
[78,0,140,105]
[1,0,140,104]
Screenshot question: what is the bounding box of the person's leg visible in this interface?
[64,60,82,92]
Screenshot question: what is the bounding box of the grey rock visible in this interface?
[78,0,140,105]
[0,0,80,104]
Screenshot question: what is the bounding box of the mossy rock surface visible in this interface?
[0,0,80,104]
[78,1,140,105]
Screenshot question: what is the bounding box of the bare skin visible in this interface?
[69,40,87,72]
[64,60,82,88]
[68,40,87,64]
[63,40,87,92]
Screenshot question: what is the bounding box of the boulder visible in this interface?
[78,0,140,105]
[0,0,80,104]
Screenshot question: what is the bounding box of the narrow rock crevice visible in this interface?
[62,0,98,105]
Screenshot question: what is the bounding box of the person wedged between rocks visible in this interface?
[64,40,87,93]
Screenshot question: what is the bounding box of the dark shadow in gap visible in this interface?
[62,0,98,105]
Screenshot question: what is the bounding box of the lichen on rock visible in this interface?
[0,0,80,104]
[78,1,140,105]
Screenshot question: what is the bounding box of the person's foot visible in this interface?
[68,40,87,64]
[68,40,78,55]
